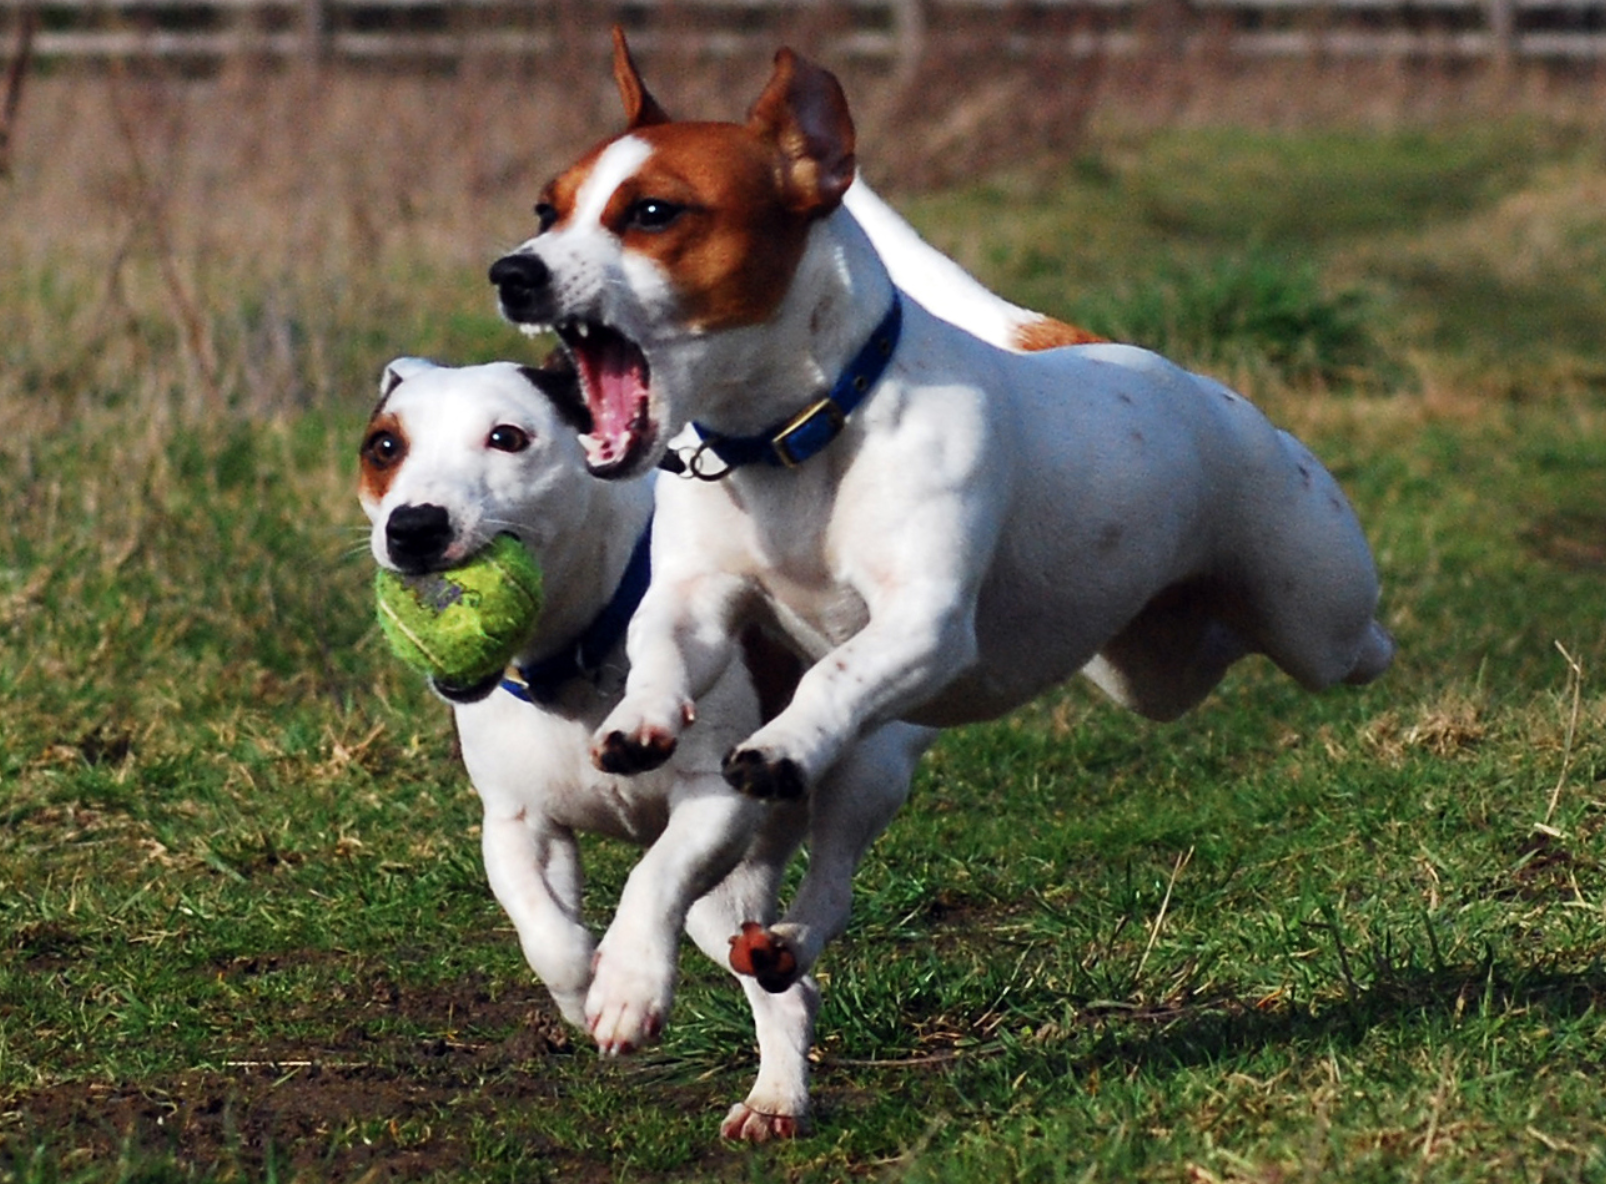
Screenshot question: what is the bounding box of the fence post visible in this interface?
[888,0,926,90]
[302,0,331,65]
[0,5,35,178]
[1487,0,1515,72]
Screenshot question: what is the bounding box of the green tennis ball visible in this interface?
[375,534,543,690]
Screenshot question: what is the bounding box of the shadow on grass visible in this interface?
[1065,957,1606,1078]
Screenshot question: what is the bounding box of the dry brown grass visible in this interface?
[3,12,1604,441]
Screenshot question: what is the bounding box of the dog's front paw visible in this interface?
[592,727,678,775]
[721,747,807,800]
[728,921,802,993]
[592,698,694,776]
[584,947,674,1056]
[720,1101,811,1143]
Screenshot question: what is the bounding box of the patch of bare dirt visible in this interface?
[1,956,599,1180]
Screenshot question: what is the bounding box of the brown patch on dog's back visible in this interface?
[1011,314,1106,351]
[358,410,408,505]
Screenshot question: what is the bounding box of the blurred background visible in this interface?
[3,0,1604,425]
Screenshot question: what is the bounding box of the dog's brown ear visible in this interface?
[746,47,856,216]
[612,26,671,129]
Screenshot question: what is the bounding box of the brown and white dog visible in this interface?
[359,357,935,1140]
[488,33,1393,800]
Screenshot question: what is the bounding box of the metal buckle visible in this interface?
[678,439,734,482]
[772,398,846,468]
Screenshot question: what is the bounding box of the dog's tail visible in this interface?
[843,177,1103,353]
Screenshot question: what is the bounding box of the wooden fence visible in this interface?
[3,0,1604,64]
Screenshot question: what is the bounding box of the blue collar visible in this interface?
[500,520,652,705]
[684,293,902,475]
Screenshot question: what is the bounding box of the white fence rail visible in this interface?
[2,0,1604,64]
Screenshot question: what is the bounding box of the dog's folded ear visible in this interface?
[612,25,672,130]
[381,357,440,398]
[519,352,593,436]
[746,47,856,217]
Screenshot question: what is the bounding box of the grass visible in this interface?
[3,57,1606,1183]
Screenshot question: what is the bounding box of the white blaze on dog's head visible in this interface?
[358,359,595,572]
[490,28,859,478]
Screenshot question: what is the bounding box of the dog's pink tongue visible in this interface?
[576,333,649,462]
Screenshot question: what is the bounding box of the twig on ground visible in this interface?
[1135,845,1194,986]
[1541,641,1583,831]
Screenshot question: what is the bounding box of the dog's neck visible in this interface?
[518,474,655,669]
[663,207,896,442]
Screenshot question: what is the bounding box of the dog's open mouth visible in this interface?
[556,318,657,479]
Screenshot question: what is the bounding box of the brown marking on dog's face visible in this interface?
[533,139,612,234]
[528,43,855,333]
[1011,314,1107,352]
[358,410,408,505]
[599,123,819,330]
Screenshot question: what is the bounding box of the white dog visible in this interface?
[358,356,934,1140]
[487,36,1394,804]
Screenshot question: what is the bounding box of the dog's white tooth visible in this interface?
[576,321,590,339]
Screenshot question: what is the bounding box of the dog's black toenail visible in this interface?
[597,731,676,776]
[722,750,806,800]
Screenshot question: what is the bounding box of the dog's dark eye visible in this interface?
[626,198,685,233]
[362,430,405,467]
[488,425,531,453]
[534,202,558,233]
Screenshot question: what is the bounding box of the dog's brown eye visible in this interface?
[363,430,404,467]
[626,198,685,232]
[534,202,558,233]
[488,425,531,453]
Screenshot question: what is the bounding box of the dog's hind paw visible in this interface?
[720,1101,810,1143]
[721,748,806,800]
[593,727,677,775]
[728,921,802,993]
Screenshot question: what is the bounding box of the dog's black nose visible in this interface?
[386,503,454,571]
[490,254,551,319]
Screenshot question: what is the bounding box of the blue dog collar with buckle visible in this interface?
[501,519,652,705]
[684,293,902,475]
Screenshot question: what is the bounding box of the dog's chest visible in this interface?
[752,565,868,655]
[456,694,671,845]
[737,492,871,651]
[548,771,671,844]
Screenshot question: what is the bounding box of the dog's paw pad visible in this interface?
[593,728,677,775]
[728,921,801,993]
[721,749,806,800]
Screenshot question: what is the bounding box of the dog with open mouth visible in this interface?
[488,31,1392,812]
[358,356,935,1140]
[487,35,1102,482]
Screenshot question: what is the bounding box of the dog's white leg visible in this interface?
[592,569,750,775]
[683,854,819,1142]
[720,975,821,1142]
[730,723,936,991]
[481,813,595,1029]
[585,780,766,1054]
[723,580,979,799]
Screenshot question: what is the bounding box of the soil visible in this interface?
[0,952,737,1181]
